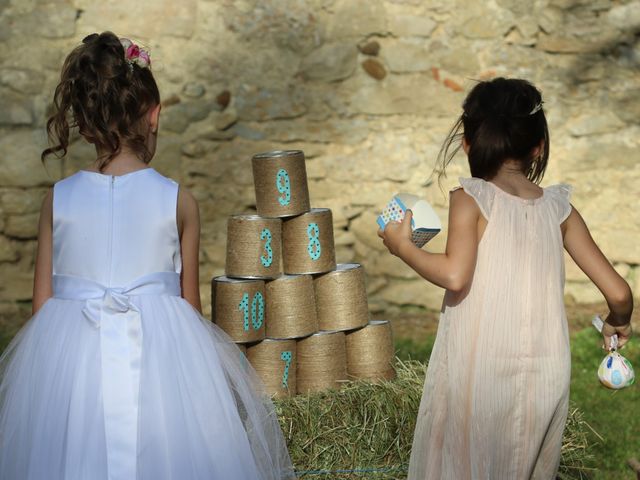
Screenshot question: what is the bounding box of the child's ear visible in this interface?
[462,136,470,155]
[148,103,161,133]
[531,138,545,158]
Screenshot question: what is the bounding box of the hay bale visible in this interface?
[276,359,596,479]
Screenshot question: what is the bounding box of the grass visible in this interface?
[276,359,595,479]
[394,327,639,480]
[569,328,640,480]
[0,320,631,479]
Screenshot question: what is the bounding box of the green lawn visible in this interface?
[395,328,639,480]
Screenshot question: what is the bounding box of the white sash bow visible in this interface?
[53,271,181,480]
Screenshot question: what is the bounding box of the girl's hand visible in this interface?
[377,210,414,257]
[602,315,632,350]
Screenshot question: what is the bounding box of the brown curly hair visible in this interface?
[41,31,160,171]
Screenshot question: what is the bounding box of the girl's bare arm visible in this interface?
[563,204,633,347]
[177,186,203,314]
[32,188,54,315]
[377,189,481,292]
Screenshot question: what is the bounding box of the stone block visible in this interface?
[328,0,387,37]
[0,263,33,301]
[388,14,437,37]
[378,277,444,309]
[0,69,45,95]
[32,3,77,39]
[0,235,19,263]
[79,0,196,39]
[4,213,40,239]
[0,92,33,126]
[0,131,62,187]
[235,84,308,121]
[300,42,358,82]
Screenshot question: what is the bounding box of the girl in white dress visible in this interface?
[378,77,633,479]
[0,31,295,480]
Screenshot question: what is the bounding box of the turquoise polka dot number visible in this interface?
[238,292,264,331]
[280,351,292,388]
[307,223,321,261]
[260,228,273,267]
[276,169,291,207]
[251,292,264,329]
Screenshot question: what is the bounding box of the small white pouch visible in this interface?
[592,315,635,389]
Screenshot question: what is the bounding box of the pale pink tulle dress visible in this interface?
[408,176,573,480]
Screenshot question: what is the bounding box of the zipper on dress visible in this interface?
[107,175,114,285]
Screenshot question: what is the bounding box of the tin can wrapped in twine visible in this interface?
[282,208,336,275]
[345,320,396,381]
[314,263,369,331]
[265,274,318,339]
[211,275,266,343]
[246,339,297,398]
[225,215,282,279]
[296,330,348,394]
[252,150,311,218]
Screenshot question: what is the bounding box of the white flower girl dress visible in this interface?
[0,166,295,480]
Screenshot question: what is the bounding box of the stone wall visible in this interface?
[1,0,639,327]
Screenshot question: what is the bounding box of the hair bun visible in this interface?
[82,33,99,44]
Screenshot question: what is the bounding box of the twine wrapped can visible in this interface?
[211,275,266,343]
[252,150,311,218]
[314,263,369,331]
[296,330,348,394]
[282,208,336,275]
[247,339,297,398]
[345,320,396,381]
[225,215,282,279]
[265,274,318,339]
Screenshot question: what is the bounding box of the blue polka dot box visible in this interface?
[377,193,442,248]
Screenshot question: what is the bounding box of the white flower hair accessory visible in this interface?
[529,101,544,115]
[119,38,151,71]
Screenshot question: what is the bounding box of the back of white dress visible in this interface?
[53,167,181,284]
[0,167,294,480]
[408,177,573,480]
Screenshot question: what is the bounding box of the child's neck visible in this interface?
[488,160,542,197]
[89,149,150,175]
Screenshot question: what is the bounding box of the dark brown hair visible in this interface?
[41,31,160,171]
[437,77,549,185]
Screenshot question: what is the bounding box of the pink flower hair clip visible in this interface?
[119,38,151,71]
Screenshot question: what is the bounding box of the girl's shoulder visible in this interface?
[453,177,495,220]
[453,177,573,222]
[542,182,573,223]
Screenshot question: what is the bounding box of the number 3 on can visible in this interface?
[276,169,291,207]
[260,228,273,267]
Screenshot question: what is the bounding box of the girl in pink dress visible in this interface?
[378,77,633,479]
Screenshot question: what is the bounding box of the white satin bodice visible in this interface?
[52,167,182,285]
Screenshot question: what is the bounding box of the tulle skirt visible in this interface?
[0,294,295,480]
